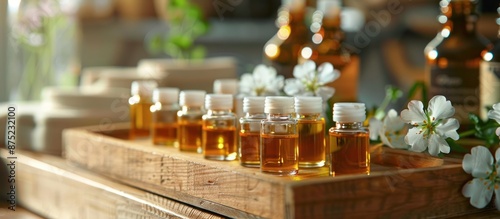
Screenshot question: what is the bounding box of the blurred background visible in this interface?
[1,0,499,107]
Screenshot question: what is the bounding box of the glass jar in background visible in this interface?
[150,87,180,146]
[177,90,206,153]
[129,80,158,139]
[424,0,490,129]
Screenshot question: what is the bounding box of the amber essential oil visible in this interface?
[260,96,299,175]
[295,96,325,168]
[150,88,180,146]
[202,94,237,161]
[239,97,266,167]
[328,103,370,176]
[129,80,158,139]
[260,133,299,174]
[177,90,206,152]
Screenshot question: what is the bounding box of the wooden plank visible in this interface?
[0,148,225,219]
[62,123,489,219]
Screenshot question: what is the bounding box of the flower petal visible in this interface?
[315,86,335,101]
[406,127,427,152]
[495,186,500,211]
[369,118,382,141]
[435,118,460,140]
[487,103,500,124]
[428,95,455,120]
[401,100,426,125]
[427,134,444,156]
[293,61,316,79]
[283,78,302,96]
[317,63,339,84]
[462,178,494,209]
[384,109,406,132]
[463,146,493,178]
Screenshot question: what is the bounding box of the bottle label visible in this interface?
[429,66,479,125]
[480,61,500,119]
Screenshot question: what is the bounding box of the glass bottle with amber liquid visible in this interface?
[239,97,266,167]
[129,80,158,139]
[202,94,237,161]
[261,96,299,175]
[150,87,180,146]
[425,0,490,128]
[295,96,325,168]
[329,103,369,176]
[177,90,206,153]
[479,6,500,119]
[264,0,308,78]
[298,0,360,102]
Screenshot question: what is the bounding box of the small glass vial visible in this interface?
[239,97,266,167]
[202,94,237,160]
[150,87,180,146]
[129,80,158,139]
[295,96,325,168]
[328,103,370,176]
[177,90,206,152]
[213,78,242,118]
[261,96,299,175]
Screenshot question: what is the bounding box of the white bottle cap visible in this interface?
[179,90,206,107]
[333,103,366,122]
[205,94,233,110]
[213,79,239,95]
[131,80,158,98]
[243,97,266,114]
[152,87,179,104]
[295,96,323,114]
[264,96,295,114]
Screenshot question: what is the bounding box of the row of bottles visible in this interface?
[264,0,359,102]
[128,80,369,176]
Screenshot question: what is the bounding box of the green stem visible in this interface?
[459,129,476,138]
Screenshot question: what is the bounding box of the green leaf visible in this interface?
[190,45,206,60]
[145,33,164,54]
[447,138,468,153]
[168,34,193,50]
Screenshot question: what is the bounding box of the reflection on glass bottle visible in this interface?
[298,0,360,102]
[424,0,490,128]
[264,0,308,78]
[129,80,158,139]
[328,103,369,176]
[479,7,500,119]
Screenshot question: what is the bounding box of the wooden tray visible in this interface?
[62,123,491,219]
[0,148,224,219]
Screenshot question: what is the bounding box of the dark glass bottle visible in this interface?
[298,0,360,102]
[424,0,490,128]
[264,0,308,78]
[479,6,500,119]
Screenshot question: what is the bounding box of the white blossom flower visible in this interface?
[462,146,500,210]
[400,95,460,156]
[369,109,409,149]
[487,103,500,137]
[283,61,340,101]
[239,65,284,96]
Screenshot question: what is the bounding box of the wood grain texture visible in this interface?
[62,123,488,219]
[0,148,225,219]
